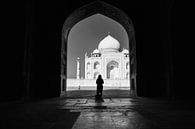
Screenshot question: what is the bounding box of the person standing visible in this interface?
[96,74,104,98]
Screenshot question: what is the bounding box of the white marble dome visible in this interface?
[98,35,120,52]
[92,49,100,53]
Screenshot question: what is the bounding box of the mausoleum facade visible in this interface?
[67,34,130,90]
[85,34,130,79]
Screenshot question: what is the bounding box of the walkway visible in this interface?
[57,98,195,129]
[1,96,195,129]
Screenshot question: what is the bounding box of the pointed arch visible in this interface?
[107,60,119,79]
[94,72,100,79]
[87,62,90,70]
[61,1,136,96]
[94,61,100,69]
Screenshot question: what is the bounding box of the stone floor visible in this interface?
[1,95,195,129]
[57,97,195,129]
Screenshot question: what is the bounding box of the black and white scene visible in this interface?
[1,0,195,129]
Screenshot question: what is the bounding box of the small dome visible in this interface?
[98,35,120,52]
[122,49,129,54]
[93,49,100,53]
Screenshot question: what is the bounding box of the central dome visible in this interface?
[98,35,120,52]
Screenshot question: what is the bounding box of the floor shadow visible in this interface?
[94,97,107,109]
[0,102,80,129]
[66,89,130,98]
[95,97,104,103]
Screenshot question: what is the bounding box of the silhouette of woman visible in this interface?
[96,74,104,98]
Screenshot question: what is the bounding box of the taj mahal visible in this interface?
[67,34,130,90]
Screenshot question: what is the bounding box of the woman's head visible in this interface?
[98,74,102,79]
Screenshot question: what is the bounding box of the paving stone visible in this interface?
[71,116,94,129]
[103,99,112,103]
[75,99,88,104]
[2,96,195,129]
[111,98,121,103]
[94,121,116,129]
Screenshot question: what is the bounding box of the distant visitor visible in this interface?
[96,74,104,99]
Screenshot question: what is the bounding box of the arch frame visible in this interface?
[107,60,119,79]
[94,61,100,69]
[60,1,137,96]
[87,62,90,70]
[94,72,100,79]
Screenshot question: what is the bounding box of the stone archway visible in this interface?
[60,1,136,96]
[126,62,129,70]
[87,62,90,70]
[94,72,100,79]
[107,60,119,79]
[94,61,100,70]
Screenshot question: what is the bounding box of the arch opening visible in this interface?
[94,62,100,70]
[107,60,119,79]
[61,1,136,97]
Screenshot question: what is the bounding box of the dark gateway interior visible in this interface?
[1,0,195,129]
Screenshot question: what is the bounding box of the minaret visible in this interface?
[85,52,88,58]
[76,57,80,79]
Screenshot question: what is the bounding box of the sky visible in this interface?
[67,14,129,78]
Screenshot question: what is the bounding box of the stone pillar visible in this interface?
[77,57,80,79]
